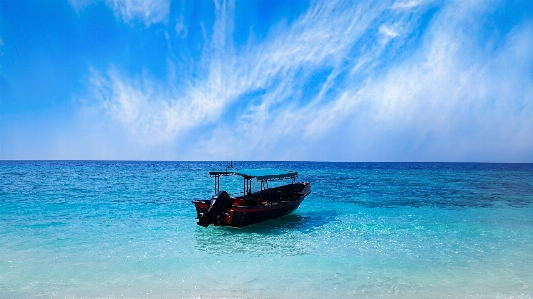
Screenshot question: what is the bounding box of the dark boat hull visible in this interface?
[193,182,311,227]
[230,196,306,227]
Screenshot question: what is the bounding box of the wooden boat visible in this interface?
[192,167,311,227]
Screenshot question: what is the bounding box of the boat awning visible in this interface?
[235,168,298,181]
[209,170,236,176]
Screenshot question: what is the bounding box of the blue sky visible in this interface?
[1,0,532,162]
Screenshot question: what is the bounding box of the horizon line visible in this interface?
[1,159,532,164]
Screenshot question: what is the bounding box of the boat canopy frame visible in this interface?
[209,170,235,194]
[209,168,298,196]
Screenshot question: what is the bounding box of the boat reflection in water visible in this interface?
[192,167,311,228]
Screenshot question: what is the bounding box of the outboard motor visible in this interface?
[198,190,233,227]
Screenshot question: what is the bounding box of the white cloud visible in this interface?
[88,66,232,146]
[105,0,171,26]
[85,0,533,161]
[339,3,533,161]
[68,0,94,12]
[175,17,187,39]
[392,0,424,10]
[68,0,170,26]
[379,25,399,38]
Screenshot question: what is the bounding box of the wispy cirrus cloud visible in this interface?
[69,0,171,26]
[175,16,187,39]
[392,0,424,10]
[105,0,171,26]
[84,0,533,161]
[379,25,399,39]
[88,1,397,155]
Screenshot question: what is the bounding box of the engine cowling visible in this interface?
[197,190,233,227]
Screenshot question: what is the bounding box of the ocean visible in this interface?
[1,161,532,298]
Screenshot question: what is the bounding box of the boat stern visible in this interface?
[193,190,233,227]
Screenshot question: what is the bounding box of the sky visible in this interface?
[0,0,532,162]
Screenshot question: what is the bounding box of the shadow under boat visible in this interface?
[193,209,338,255]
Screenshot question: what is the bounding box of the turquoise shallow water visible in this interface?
[1,161,533,298]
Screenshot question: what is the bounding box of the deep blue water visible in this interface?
[1,161,532,298]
